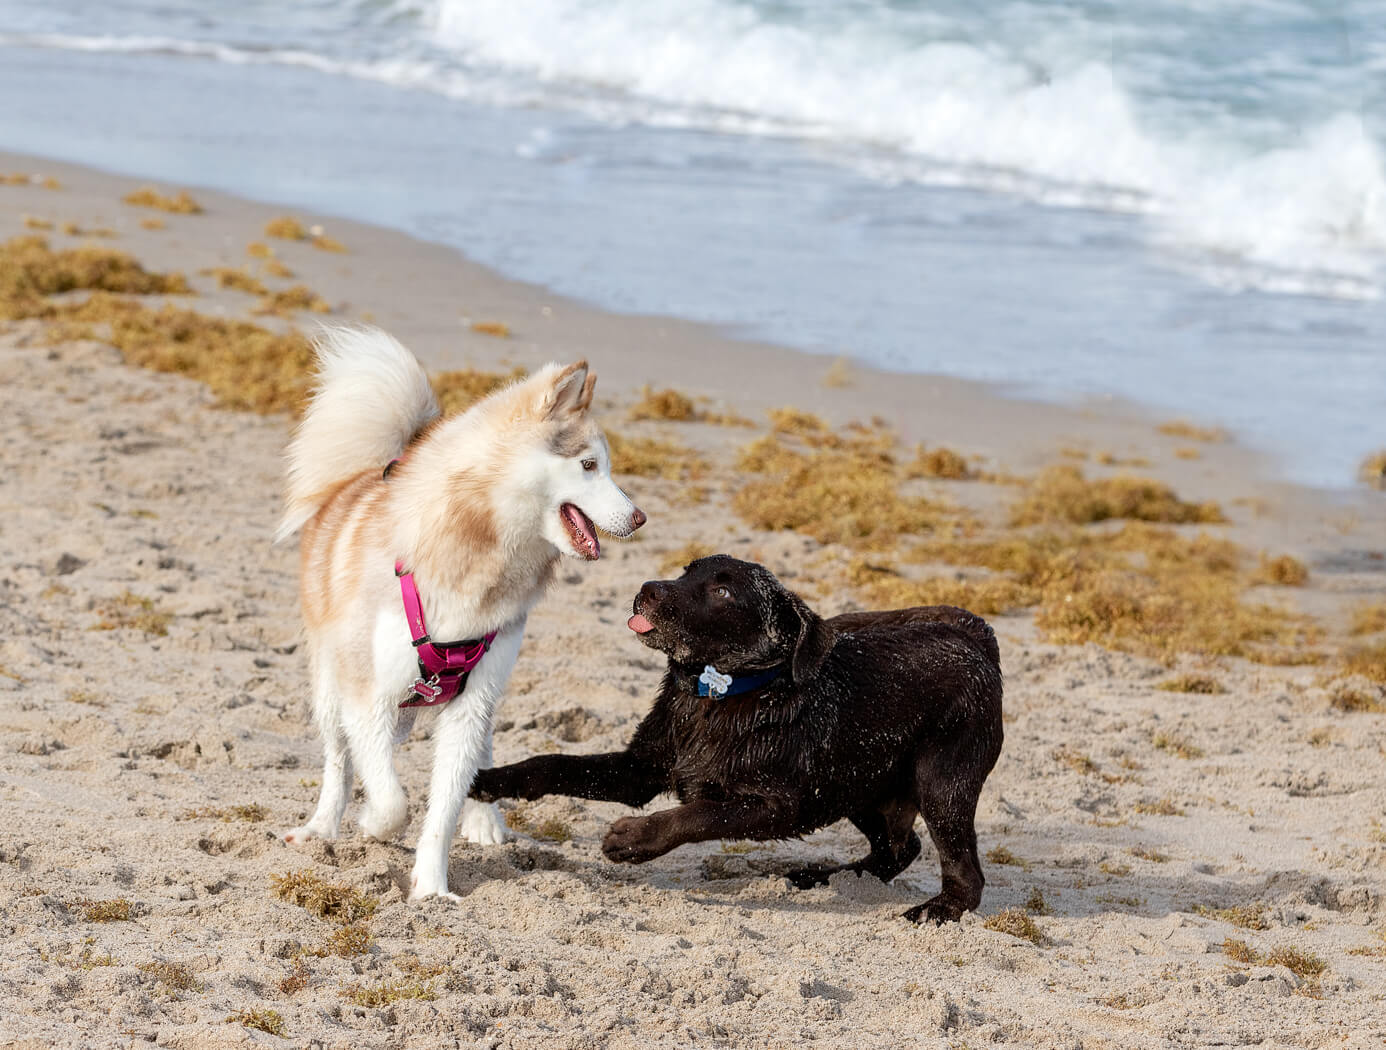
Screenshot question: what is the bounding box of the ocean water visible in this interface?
[0,0,1382,486]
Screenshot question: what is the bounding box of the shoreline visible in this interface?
[3,34,1383,493]
[0,147,1319,503]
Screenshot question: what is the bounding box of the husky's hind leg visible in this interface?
[284,683,354,844]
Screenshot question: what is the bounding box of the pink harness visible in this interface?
[395,561,497,708]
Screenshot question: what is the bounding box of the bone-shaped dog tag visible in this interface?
[700,665,733,699]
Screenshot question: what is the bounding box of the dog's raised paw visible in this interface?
[458,800,510,845]
[601,815,666,864]
[282,824,331,845]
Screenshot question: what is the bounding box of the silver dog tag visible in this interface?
[699,665,733,699]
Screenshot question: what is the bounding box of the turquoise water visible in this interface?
[1,1,1382,484]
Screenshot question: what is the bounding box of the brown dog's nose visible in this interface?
[630,507,647,530]
[636,579,669,610]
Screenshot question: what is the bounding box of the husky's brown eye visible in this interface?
[581,457,597,472]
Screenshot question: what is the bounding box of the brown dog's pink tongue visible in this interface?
[627,613,653,634]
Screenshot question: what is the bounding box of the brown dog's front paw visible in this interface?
[902,895,967,925]
[468,769,501,803]
[785,864,835,890]
[601,816,666,864]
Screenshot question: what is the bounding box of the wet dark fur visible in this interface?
[472,555,1004,923]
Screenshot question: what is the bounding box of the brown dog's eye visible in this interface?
[581,458,597,472]
[714,586,731,600]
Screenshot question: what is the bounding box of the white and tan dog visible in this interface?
[277,326,644,899]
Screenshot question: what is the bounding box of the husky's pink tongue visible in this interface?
[560,503,600,560]
[627,613,654,634]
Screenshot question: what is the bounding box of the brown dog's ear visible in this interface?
[789,593,835,683]
[544,361,590,419]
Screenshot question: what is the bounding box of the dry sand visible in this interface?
[2,155,1386,1050]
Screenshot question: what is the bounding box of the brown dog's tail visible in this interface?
[931,606,1001,668]
[829,605,1001,668]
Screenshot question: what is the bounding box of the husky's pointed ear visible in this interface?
[576,371,597,414]
[545,361,590,419]
[788,591,834,683]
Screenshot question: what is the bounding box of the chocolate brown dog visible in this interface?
[471,555,1004,922]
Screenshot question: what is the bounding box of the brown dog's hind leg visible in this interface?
[903,761,985,924]
[786,799,920,889]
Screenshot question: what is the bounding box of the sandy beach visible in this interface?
[2,154,1386,1050]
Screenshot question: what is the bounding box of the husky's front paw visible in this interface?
[458,800,510,845]
[408,871,463,904]
[283,823,336,845]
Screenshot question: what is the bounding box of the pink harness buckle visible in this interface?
[395,560,498,708]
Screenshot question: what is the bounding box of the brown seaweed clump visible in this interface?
[269,869,377,924]
[431,366,527,415]
[983,909,1044,945]
[1327,679,1384,713]
[0,236,315,413]
[849,525,1314,662]
[1010,465,1225,526]
[1255,554,1308,586]
[629,386,698,422]
[92,590,171,636]
[905,444,973,480]
[51,294,315,414]
[658,541,718,574]
[1349,601,1386,636]
[1158,419,1227,443]
[840,558,1029,617]
[225,1009,286,1036]
[1156,674,1227,695]
[344,978,436,1007]
[734,434,945,549]
[122,186,203,214]
[81,899,133,922]
[253,284,331,317]
[0,235,190,318]
[628,385,754,426]
[607,433,707,481]
[264,216,309,240]
[1359,450,1386,490]
[201,266,268,296]
[1342,640,1386,684]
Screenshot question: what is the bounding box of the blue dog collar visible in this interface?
[697,664,783,699]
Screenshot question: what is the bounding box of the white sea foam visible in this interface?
[1160,115,1386,297]
[421,0,1386,298]
[5,0,1384,299]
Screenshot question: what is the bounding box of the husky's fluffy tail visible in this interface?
[276,326,438,542]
